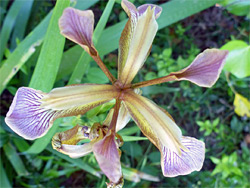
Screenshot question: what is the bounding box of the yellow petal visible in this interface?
[234,93,250,117]
[118,1,161,86]
[123,91,184,154]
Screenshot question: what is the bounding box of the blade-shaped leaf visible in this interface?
[3,142,29,176]
[0,0,99,94]
[0,159,11,188]
[47,145,101,178]
[0,0,23,61]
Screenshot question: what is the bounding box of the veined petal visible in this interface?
[122,91,184,155]
[118,0,162,86]
[161,136,205,177]
[93,133,122,183]
[5,85,118,140]
[41,84,118,110]
[59,7,97,56]
[166,49,228,87]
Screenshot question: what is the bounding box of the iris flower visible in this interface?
[5,0,228,186]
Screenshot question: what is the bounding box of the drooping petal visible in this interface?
[166,49,228,87]
[161,136,205,177]
[118,0,162,86]
[93,133,122,183]
[5,85,118,140]
[122,91,185,155]
[52,124,89,145]
[59,7,97,56]
[58,143,93,158]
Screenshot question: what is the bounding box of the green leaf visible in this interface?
[10,0,34,49]
[0,133,9,148]
[122,136,148,142]
[87,67,109,84]
[0,12,52,94]
[223,46,250,78]
[68,0,115,85]
[142,86,180,96]
[47,146,101,178]
[118,126,140,136]
[220,0,250,16]
[29,0,69,91]
[221,40,248,51]
[210,156,220,164]
[0,0,23,60]
[13,138,30,152]
[3,142,29,176]
[0,159,11,188]
[24,0,70,155]
[0,1,99,94]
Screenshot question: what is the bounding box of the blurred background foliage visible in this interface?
[0,0,249,187]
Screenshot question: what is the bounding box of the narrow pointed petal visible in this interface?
[59,7,97,56]
[118,0,162,86]
[161,136,205,177]
[103,103,131,132]
[116,102,131,132]
[93,133,122,183]
[5,85,118,140]
[167,49,228,87]
[123,91,184,155]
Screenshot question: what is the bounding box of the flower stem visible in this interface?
[109,99,121,132]
[93,55,117,84]
[130,75,176,89]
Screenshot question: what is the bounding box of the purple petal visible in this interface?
[138,4,162,19]
[5,85,118,140]
[59,7,97,55]
[93,134,122,183]
[161,136,205,177]
[5,87,57,140]
[121,0,138,17]
[169,49,228,87]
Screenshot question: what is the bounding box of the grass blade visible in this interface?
[122,136,148,142]
[0,1,99,94]
[25,0,70,154]
[0,159,11,188]
[28,0,69,91]
[0,0,23,61]
[47,146,101,178]
[10,0,34,49]
[3,142,29,176]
